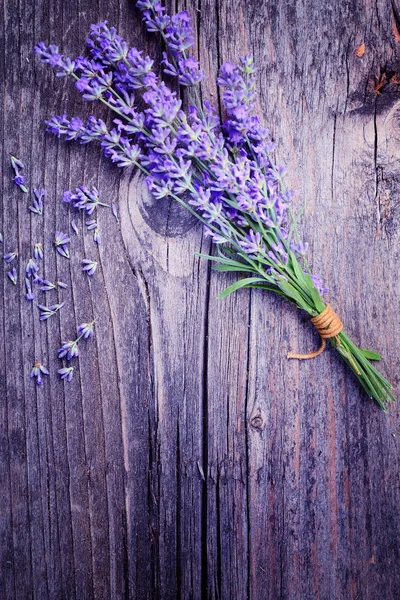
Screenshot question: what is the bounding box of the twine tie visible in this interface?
[287,304,343,359]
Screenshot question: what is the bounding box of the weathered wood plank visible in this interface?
[0,0,399,599]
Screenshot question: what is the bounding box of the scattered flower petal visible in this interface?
[34,242,44,260]
[81,258,98,276]
[7,267,17,285]
[77,320,95,339]
[111,203,119,222]
[37,302,65,320]
[4,251,17,263]
[30,361,50,385]
[25,278,35,301]
[58,366,74,382]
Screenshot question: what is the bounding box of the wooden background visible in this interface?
[1,0,400,598]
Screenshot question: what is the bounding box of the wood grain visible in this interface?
[1,0,399,598]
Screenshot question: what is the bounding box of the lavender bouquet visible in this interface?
[34,1,395,409]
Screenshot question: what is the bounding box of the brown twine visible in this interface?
[287,304,343,359]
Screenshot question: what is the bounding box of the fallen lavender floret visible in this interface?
[11,155,28,193]
[85,219,102,243]
[58,366,74,382]
[71,220,79,234]
[81,258,97,276]
[35,5,395,409]
[86,218,97,230]
[7,268,17,285]
[11,155,24,172]
[54,231,70,258]
[4,251,17,263]
[0,233,3,243]
[34,242,44,260]
[30,362,50,385]
[77,320,95,338]
[37,302,65,320]
[26,258,39,277]
[25,278,35,301]
[40,279,67,291]
[29,188,45,214]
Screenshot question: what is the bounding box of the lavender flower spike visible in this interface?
[58,366,74,382]
[81,259,98,276]
[30,361,50,385]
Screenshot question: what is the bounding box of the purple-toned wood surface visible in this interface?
[1,0,399,598]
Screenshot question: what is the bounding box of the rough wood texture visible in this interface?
[1,1,400,598]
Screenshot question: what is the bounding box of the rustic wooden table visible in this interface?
[1,0,400,598]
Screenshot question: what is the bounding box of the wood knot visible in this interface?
[250,407,266,432]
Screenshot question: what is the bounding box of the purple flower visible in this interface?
[239,231,264,256]
[85,219,97,231]
[311,274,329,296]
[26,258,39,277]
[58,366,74,382]
[25,278,35,301]
[54,231,70,258]
[37,302,65,320]
[93,228,101,244]
[64,186,109,214]
[29,188,45,214]
[58,339,79,360]
[7,267,17,285]
[177,57,203,86]
[34,242,44,260]
[39,280,56,291]
[77,320,95,339]
[81,259,98,276]
[40,279,67,291]
[30,362,50,385]
[10,155,28,192]
[4,251,17,263]
[10,155,24,172]
[13,174,28,193]
[71,220,79,234]
[34,42,75,76]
